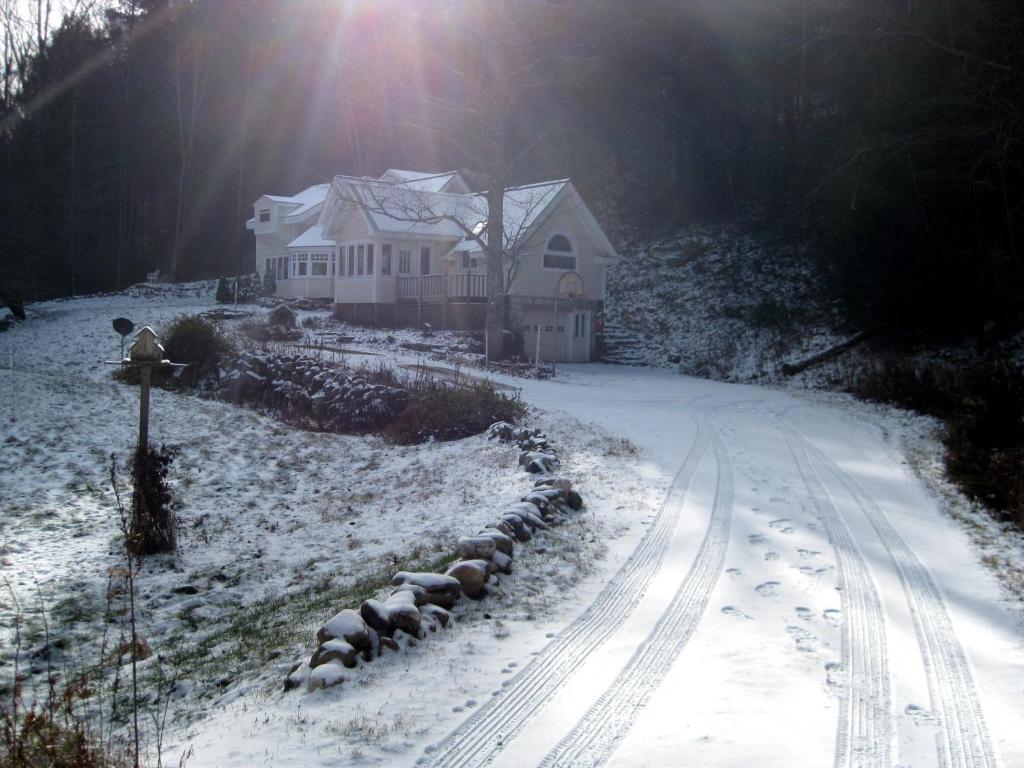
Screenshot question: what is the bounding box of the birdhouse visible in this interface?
[129,326,165,362]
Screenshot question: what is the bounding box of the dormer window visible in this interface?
[542,234,575,271]
[259,209,270,223]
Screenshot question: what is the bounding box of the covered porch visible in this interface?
[397,273,487,304]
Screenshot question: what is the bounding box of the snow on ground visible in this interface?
[3,286,1024,768]
[0,285,661,766]
[604,222,842,381]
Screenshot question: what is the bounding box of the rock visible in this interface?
[379,636,400,654]
[501,514,532,542]
[421,604,451,629]
[360,599,392,636]
[383,590,422,637]
[486,520,516,538]
[491,550,514,575]
[283,661,311,692]
[566,489,584,510]
[310,638,359,669]
[173,584,201,595]
[536,476,571,491]
[306,659,346,691]
[446,559,489,599]
[457,536,497,560]
[477,530,514,556]
[392,571,462,608]
[393,583,430,606]
[316,609,370,649]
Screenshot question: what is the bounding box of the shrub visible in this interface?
[129,444,177,556]
[262,268,276,297]
[386,378,526,444]
[848,357,1024,529]
[160,315,234,388]
[215,273,263,304]
[238,318,302,343]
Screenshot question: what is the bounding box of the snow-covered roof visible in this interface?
[451,180,570,254]
[382,169,462,193]
[258,183,330,222]
[286,224,335,249]
[333,177,486,239]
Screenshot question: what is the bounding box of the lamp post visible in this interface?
[550,271,584,377]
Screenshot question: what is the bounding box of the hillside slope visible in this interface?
[603,221,843,382]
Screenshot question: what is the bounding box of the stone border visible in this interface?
[284,420,584,693]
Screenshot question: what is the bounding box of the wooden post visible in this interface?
[138,365,152,450]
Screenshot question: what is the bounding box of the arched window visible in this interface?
[543,234,576,270]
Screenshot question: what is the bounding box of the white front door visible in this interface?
[566,310,592,362]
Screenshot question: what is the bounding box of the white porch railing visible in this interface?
[397,273,487,301]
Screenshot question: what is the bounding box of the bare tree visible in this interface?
[339,0,597,359]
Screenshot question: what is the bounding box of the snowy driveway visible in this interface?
[424,365,1023,768]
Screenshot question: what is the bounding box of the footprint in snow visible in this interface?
[769,519,795,534]
[786,625,820,653]
[755,581,780,597]
[794,606,812,620]
[904,704,940,727]
[797,548,822,559]
[721,605,752,620]
[823,609,842,627]
[748,533,767,545]
[726,567,742,578]
[764,551,780,561]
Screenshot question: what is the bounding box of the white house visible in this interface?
[248,169,618,362]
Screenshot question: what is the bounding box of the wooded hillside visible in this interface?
[2,0,1022,340]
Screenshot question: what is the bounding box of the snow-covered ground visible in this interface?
[604,222,842,381]
[2,286,1022,768]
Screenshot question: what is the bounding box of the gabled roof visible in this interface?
[330,177,486,239]
[381,169,464,193]
[447,179,568,254]
[286,224,334,249]
[256,183,330,222]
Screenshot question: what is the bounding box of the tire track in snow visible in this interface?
[799,435,998,768]
[422,413,712,768]
[537,423,734,768]
[784,426,892,768]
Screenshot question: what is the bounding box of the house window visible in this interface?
[461,251,470,270]
[348,246,355,276]
[542,234,575,271]
[471,258,479,269]
[258,209,270,223]
[265,258,273,278]
[366,244,374,275]
[277,256,288,280]
[420,246,431,275]
[296,253,308,277]
[331,254,336,276]
[399,248,412,274]
[382,244,392,275]
[312,253,328,276]
[357,244,365,275]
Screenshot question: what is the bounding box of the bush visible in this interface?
[160,315,235,388]
[1,702,129,768]
[848,358,1024,529]
[215,273,263,304]
[262,268,276,297]
[238,318,302,343]
[386,379,526,444]
[129,444,177,556]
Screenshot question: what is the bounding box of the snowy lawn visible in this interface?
[0,285,663,766]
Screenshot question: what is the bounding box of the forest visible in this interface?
[1,0,1023,340]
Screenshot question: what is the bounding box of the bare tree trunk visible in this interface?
[66,88,78,295]
[485,180,505,362]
